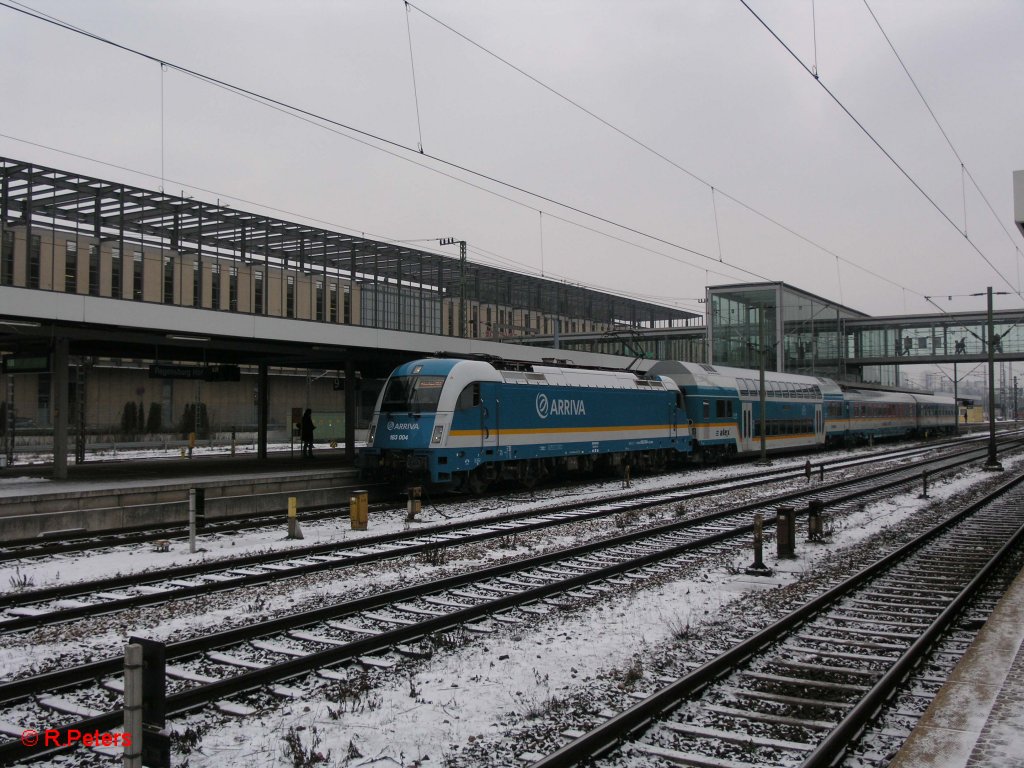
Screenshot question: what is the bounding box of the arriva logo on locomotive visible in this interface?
[386,420,420,431]
[536,393,586,419]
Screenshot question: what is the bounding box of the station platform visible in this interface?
[0,450,362,539]
[889,564,1024,768]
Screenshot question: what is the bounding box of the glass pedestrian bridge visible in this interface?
[709,283,1024,387]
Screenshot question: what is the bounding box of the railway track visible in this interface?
[528,470,1024,768]
[0,439,1018,762]
[0,438,1005,633]
[0,436,984,564]
[0,487,390,565]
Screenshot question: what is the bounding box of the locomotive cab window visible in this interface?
[381,374,446,413]
[457,383,481,410]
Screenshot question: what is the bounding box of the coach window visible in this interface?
[702,400,710,419]
[457,383,481,410]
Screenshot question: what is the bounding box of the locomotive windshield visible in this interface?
[380,375,446,413]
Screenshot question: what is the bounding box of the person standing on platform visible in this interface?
[300,408,315,458]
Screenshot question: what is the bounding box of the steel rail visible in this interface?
[0,438,1006,635]
[0,436,978,562]
[529,470,1024,768]
[0,441,1015,763]
[0,439,1009,702]
[0,486,388,564]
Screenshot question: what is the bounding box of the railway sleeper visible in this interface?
[659,720,815,752]
[783,643,901,665]
[327,620,376,636]
[774,656,884,679]
[703,703,834,731]
[830,608,933,625]
[866,590,961,604]
[742,670,870,693]
[823,618,922,638]
[718,685,849,711]
[206,651,267,670]
[796,632,905,651]
[632,741,760,768]
[290,630,348,647]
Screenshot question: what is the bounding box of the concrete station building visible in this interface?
[3,156,1024,473]
[0,156,698,468]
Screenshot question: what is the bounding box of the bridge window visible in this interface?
[211,263,221,309]
[229,267,238,312]
[111,247,122,299]
[28,234,41,289]
[315,280,324,321]
[88,245,99,296]
[64,241,77,293]
[286,275,295,318]
[1,230,13,286]
[132,251,143,301]
[329,283,338,322]
[163,256,174,304]
[254,270,264,314]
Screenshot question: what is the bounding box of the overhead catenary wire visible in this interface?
[0,0,779,294]
[402,0,923,302]
[862,0,1024,272]
[738,0,1020,299]
[404,1,425,154]
[4,0,993,314]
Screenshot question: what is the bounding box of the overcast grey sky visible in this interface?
[2,1,1023,321]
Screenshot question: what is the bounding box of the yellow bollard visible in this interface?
[406,486,422,521]
[287,496,302,539]
[349,490,368,530]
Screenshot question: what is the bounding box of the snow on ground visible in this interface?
[0,446,854,591]
[6,437,1006,767]
[162,453,1019,767]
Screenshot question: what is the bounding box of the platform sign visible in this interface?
[2,354,50,374]
[149,364,240,381]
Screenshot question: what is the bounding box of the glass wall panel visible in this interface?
[710,287,777,370]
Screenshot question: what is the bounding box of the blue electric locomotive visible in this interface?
[363,357,957,489]
[360,357,691,490]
